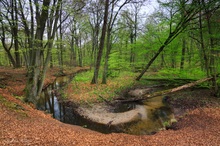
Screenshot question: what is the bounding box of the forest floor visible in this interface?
[0,66,220,146]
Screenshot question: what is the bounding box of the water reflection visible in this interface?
[37,76,69,121]
[37,82,121,133]
[123,96,174,135]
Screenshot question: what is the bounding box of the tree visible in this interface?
[201,0,220,95]
[198,0,209,75]
[23,0,63,104]
[91,0,109,84]
[87,0,105,67]
[101,0,134,84]
[136,0,220,81]
[57,1,64,73]
[63,0,86,67]
[0,0,21,68]
[121,4,140,64]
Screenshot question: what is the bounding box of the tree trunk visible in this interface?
[202,0,218,96]
[130,31,135,64]
[5,50,16,68]
[70,34,77,66]
[160,52,165,68]
[180,37,186,70]
[50,52,53,68]
[101,0,129,84]
[25,0,62,104]
[25,38,42,103]
[91,0,109,84]
[198,0,209,76]
[101,28,111,84]
[13,0,21,67]
[136,44,166,81]
[58,7,64,73]
[77,34,83,67]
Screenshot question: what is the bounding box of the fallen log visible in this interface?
[115,76,214,103]
[142,78,196,82]
[98,95,114,106]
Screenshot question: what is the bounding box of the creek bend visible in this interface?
[37,75,175,135]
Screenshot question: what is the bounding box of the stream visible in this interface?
[36,75,175,135]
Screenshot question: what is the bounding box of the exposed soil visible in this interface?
[0,66,220,145]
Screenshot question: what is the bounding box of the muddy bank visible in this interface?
[75,87,164,126]
[37,77,176,135]
[35,69,219,135]
[76,103,147,125]
[74,86,176,134]
[73,87,220,134]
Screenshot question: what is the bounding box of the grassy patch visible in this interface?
[67,70,136,103]
[144,68,206,80]
[65,68,213,105]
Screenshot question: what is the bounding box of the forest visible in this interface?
[0,0,220,145]
[1,0,220,102]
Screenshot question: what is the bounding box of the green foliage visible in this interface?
[162,121,170,127]
[108,51,130,70]
[156,68,206,79]
[74,70,94,82]
[0,50,9,66]
[163,118,177,129]
[15,96,25,101]
[0,96,17,109]
[217,77,220,85]
[69,70,136,103]
[62,92,68,100]
[107,51,131,77]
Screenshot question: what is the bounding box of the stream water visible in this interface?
[36,76,174,135]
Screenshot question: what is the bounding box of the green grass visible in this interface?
[68,70,136,103]
[74,70,94,82]
[67,67,213,104]
[156,68,206,79]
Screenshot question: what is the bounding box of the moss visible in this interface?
[0,96,16,109]
[0,84,6,88]
[0,96,28,119]
[15,96,25,101]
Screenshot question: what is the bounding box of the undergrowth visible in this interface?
[141,68,211,88]
[67,70,136,104]
[66,68,213,104]
[148,68,206,79]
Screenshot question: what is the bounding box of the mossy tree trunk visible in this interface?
[25,0,62,104]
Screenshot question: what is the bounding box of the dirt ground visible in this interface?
[0,66,220,146]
